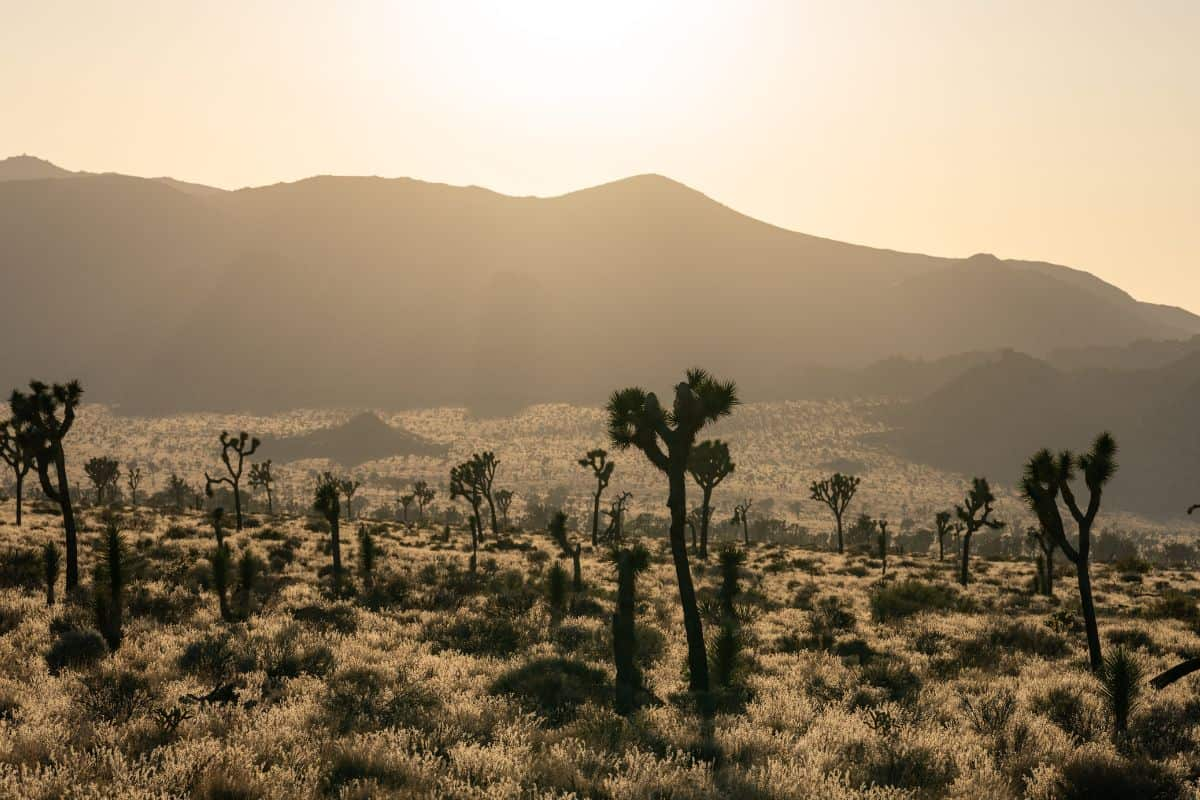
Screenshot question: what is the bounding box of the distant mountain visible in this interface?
[258,412,446,467]
[0,155,74,181]
[2,157,1197,414]
[879,350,1200,517]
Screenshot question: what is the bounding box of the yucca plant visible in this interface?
[711,545,747,689]
[42,541,60,607]
[93,518,125,651]
[313,472,344,594]
[607,367,739,705]
[610,542,651,715]
[356,523,377,587]
[546,561,568,619]
[549,510,583,592]
[1098,646,1143,742]
[235,550,264,619]
[211,542,233,622]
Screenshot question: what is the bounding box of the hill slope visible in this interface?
[2,159,1197,414]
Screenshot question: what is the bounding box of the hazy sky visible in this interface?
[4,1,1198,311]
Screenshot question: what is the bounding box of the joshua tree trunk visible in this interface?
[699,487,713,560]
[469,515,479,573]
[13,472,22,527]
[41,444,80,592]
[330,515,343,594]
[741,516,749,545]
[591,491,602,547]
[835,512,844,554]
[1076,560,1102,672]
[959,532,972,586]
[668,465,709,702]
[937,532,944,562]
[571,543,582,592]
[486,495,498,536]
[613,554,639,714]
[265,487,273,516]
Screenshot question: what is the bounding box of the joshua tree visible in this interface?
[205,431,260,531]
[810,473,861,554]
[94,518,125,651]
[470,451,501,535]
[688,439,735,560]
[396,493,415,530]
[210,507,226,547]
[1098,647,1143,741]
[1020,433,1117,672]
[610,541,652,715]
[711,545,747,689]
[934,511,953,562]
[235,550,264,619]
[955,477,1004,586]
[603,491,633,543]
[549,510,583,592]
[1025,524,1057,596]
[42,542,59,606]
[211,542,232,622]
[314,472,345,594]
[579,448,615,546]
[495,489,514,531]
[357,523,377,587]
[338,477,361,521]
[413,480,436,523]
[248,460,275,516]
[449,460,485,572]
[877,518,889,576]
[686,506,703,549]
[125,463,143,507]
[84,456,120,506]
[606,367,739,704]
[0,421,31,526]
[731,499,752,545]
[546,562,569,619]
[10,380,83,591]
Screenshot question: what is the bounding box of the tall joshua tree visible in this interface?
[688,439,735,560]
[731,499,752,545]
[934,511,953,562]
[249,460,275,516]
[84,456,120,505]
[606,367,739,704]
[205,431,260,531]
[1021,433,1117,672]
[0,420,31,526]
[470,451,501,535]
[10,380,83,591]
[810,473,861,554]
[449,460,485,572]
[579,448,615,546]
[313,472,344,595]
[955,477,1004,586]
[125,463,143,507]
[413,480,436,524]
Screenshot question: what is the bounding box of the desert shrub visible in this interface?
[1148,589,1199,623]
[80,666,154,723]
[192,763,264,800]
[423,609,526,657]
[1054,746,1184,800]
[1130,695,1200,759]
[322,665,436,734]
[46,628,108,673]
[959,620,1068,667]
[162,524,198,540]
[305,517,330,534]
[178,632,255,682]
[324,741,411,793]
[266,543,296,571]
[489,657,610,726]
[833,637,875,664]
[1113,555,1152,574]
[869,579,967,622]
[810,595,856,648]
[0,548,42,590]
[790,581,821,610]
[1031,685,1102,743]
[291,602,357,634]
[253,626,336,684]
[1106,626,1157,654]
[0,604,24,636]
[127,583,200,624]
[859,657,922,704]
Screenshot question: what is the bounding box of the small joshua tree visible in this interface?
[955,477,1004,586]
[610,541,651,715]
[810,473,861,554]
[396,493,416,530]
[877,518,889,576]
[211,542,232,622]
[607,367,739,704]
[1098,646,1143,742]
[546,562,569,619]
[934,510,953,562]
[126,463,143,507]
[579,448,615,546]
[731,499,752,545]
[357,524,377,587]
[0,421,31,526]
[10,380,83,591]
[210,507,226,547]
[495,489,514,531]
[449,461,484,572]
[338,477,361,522]
[248,460,275,516]
[314,472,344,594]
[603,491,632,543]
[1025,524,1057,596]
[42,541,60,606]
[1021,433,1117,672]
[711,545,747,690]
[205,431,260,531]
[470,451,501,535]
[413,480,436,523]
[93,518,126,651]
[235,550,264,619]
[549,510,583,592]
[164,473,188,512]
[84,456,120,506]
[688,439,735,560]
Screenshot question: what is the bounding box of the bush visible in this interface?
[489,657,610,725]
[178,632,254,682]
[959,620,1068,666]
[46,628,108,673]
[423,609,526,657]
[291,603,358,634]
[1148,589,1199,623]
[80,667,154,722]
[0,548,42,590]
[1055,746,1184,800]
[323,665,435,734]
[1030,686,1102,743]
[869,579,967,622]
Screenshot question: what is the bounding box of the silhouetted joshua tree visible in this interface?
[338,477,361,521]
[470,451,501,535]
[84,456,120,506]
[610,541,652,715]
[211,542,232,622]
[357,524,377,588]
[210,508,226,547]
[549,510,583,592]
[396,493,416,530]
[934,511,953,562]
[494,489,513,531]
[955,477,1004,586]
[42,542,59,607]
[93,518,126,651]
[606,367,739,706]
[731,499,752,545]
[711,545,747,690]
[449,460,485,572]
[603,491,633,543]
[877,518,889,576]
[579,448,615,546]
[205,431,260,531]
[1021,433,1117,672]
[125,463,142,507]
[314,472,345,594]
[810,473,861,554]
[688,439,735,560]
[166,473,188,513]
[413,480,436,523]
[10,380,83,591]
[248,460,275,516]
[0,420,31,526]
[1025,524,1057,596]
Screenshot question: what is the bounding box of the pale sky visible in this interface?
[4,1,1198,311]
